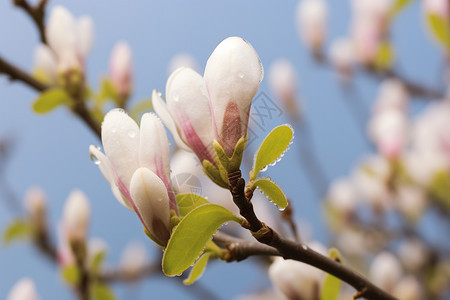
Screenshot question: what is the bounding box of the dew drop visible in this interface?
[173,94,180,102]
[111,127,117,133]
[238,72,245,79]
[128,130,136,138]
[261,165,269,172]
[278,206,286,212]
[302,245,308,250]
[90,153,101,165]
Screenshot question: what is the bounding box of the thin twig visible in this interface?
[13,0,48,44]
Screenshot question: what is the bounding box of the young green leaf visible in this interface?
[32,88,71,114]
[95,78,118,104]
[61,265,81,286]
[320,248,342,300]
[426,13,450,53]
[183,251,213,285]
[388,0,412,20]
[162,204,241,276]
[176,193,210,218]
[374,41,394,71]
[90,250,107,274]
[129,99,154,121]
[91,283,117,300]
[252,178,288,210]
[2,219,31,245]
[251,124,293,181]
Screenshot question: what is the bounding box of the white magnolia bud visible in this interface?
[374,79,409,113]
[62,189,91,242]
[32,45,58,85]
[296,0,328,51]
[7,278,41,300]
[396,185,427,222]
[76,16,94,58]
[329,37,354,79]
[369,251,403,292]
[109,41,133,97]
[168,53,199,75]
[120,241,148,277]
[24,186,47,220]
[393,276,423,300]
[398,238,428,272]
[269,255,324,300]
[87,238,108,264]
[327,178,358,217]
[268,59,301,120]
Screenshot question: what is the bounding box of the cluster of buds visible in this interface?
[33,5,94,91]
[153,36,263,187]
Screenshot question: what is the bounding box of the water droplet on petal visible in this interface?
[90,153,101,165]
[128,130,136,138]
[261,165,269,172]
[278,206,286,212]
[111,127,117,133]
[238,72,245,79]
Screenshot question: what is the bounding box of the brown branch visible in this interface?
[228,169,397,300]
[13,0,48,44]
[0,55,101,138]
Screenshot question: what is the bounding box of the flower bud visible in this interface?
[374,79,409,113]
[369,251,403,292]
[368,109,408,159]
[120,241,148,278]
[329,37,354,80]
[327,178,358,218]
[7,278,40,300]
[32,45,58,85]
[204,37,263,157]
[296,0,328,53]
[269,255,324,300]
[168,53,199,76]
[90,109,176,246]
[398,238,428,272]
[393,276,423,300]
[396,185,427,222]
[109,41,133,98]
[24,186,47,222]
[62,189,91,243]
[268,59,301,120]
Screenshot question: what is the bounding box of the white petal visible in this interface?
[130,168,170,245]
[89,145,132,210]
[76,15,94,58]
[166,67,215,159]
[139,113,171,181]
[102,109,140,192]
[33,44,58,84]
[46,6,77,58]
[152,89,190,151]
[109,41,133,95]
[204,37,263,141]
[7,278,41,300]
[63,189,91,242]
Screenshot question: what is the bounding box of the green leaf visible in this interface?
[427,13,450,53]
[162,204,241,276]
[61,265,81,286]
[251,124,293,181]
[96,78,118,104]
[183,252,212,285]
[90,250,107,274]
[374,40,394,71]
[176,193,210,218]
[252,178,288,210]
[129,99,154,121]
[388,0,412,19]
[32,88,71,114]
[428,170,450,210]
[91,283,116,300]
[2,219,31,245]
[320,248,342,300]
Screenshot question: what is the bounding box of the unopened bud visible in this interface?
[62,189,91,243]
[120,241,148,278]
[296,0,328,53]
[109,41,133,98]
[7,278,41,300]
[369,251,403,292]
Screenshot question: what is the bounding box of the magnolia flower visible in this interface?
[204,37,264,156]
[153,68,216,165]
[268,59,301,120]
[170,150,203,195]
[369,251,403,292]
[45,5,94,72]
[269,243,326,300]
[32,45,58,85]
[89,109,176,246]
[368,109,408,159]
[62,189,91,243]
[24,186,47,222]
[7,278,41,300]
[296,0,328,52]
[168,53,199,75]
[329,37,354,79]
[393,276,423,300]
[373,79,409,113]
[120,241,148,278]
[109,41,133,98]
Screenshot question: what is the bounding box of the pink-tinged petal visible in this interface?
[102,109,140,192]
[62,189,91,242]
[204,37,263,152]
[89,145,132,210]
[109,41,133,96]
[166,67,214,152]
[139,113,178,212]
[152,89,190,151]
[130,168,171,246]
[46,6,77,59]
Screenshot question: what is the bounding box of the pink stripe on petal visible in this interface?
[154,156,178,214]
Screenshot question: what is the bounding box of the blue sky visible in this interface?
[0,0,443,299]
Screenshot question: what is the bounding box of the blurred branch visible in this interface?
[13,0,48,44]
[228,169,397,300]
[0,55,101,138]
